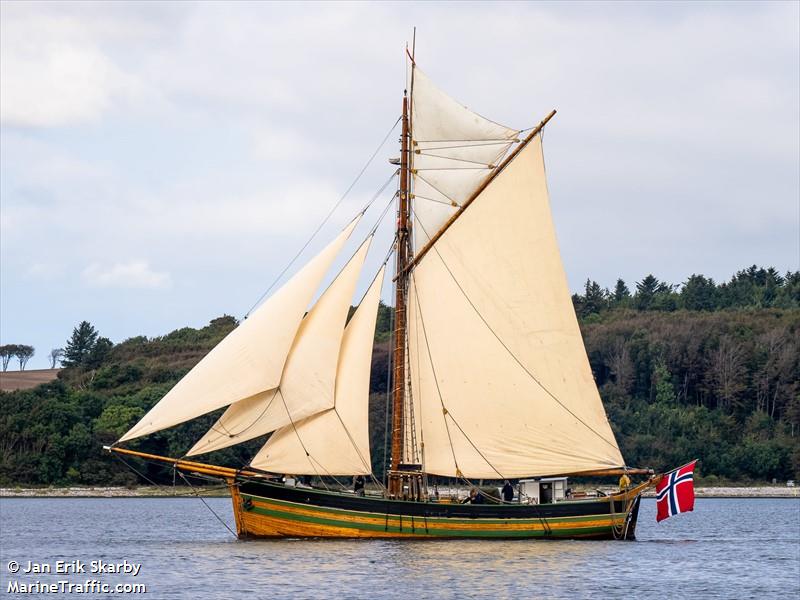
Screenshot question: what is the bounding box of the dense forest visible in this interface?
[1,265,798,487]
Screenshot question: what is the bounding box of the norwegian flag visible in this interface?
[656,460,698,522]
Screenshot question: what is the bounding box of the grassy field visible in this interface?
[0,368,60,392]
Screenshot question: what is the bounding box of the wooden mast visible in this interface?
[388,88,411,498]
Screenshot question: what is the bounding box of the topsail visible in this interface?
[410,67,519,252]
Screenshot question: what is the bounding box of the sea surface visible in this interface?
[1,497,798,599]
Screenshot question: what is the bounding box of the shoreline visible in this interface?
[1,485,797,499]
[0,486,231,498]
[640,486,797,499]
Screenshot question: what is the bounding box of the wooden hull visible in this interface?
[230,479,642,540]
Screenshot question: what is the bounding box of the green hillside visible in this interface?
[1,266,798,486]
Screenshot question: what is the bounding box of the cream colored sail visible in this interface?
[187,237,372,455]
[118,218,360,443]
[410,67,519,251]
[407,135,624,479]
[250,267,385,475]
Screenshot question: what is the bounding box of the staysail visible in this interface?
[187,237,373,455]
[407,134,625,478]
[249,266,385,475]
[410,67,519,252]
[118,217,360,443]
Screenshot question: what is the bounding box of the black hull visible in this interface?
[231,479,642,540]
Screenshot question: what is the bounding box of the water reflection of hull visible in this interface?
[231,479,642,540]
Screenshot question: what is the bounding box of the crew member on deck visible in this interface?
[353,474,365,496]
[463,488,485,504]
[619,471,631,492]
[501,480,514,502]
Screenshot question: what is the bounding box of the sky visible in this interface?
[1,1,798,370]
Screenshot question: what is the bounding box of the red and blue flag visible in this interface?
[656,460,697,522]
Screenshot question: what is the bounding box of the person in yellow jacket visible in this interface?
[619,472,631,491]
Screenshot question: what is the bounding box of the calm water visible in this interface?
[1,497,798,598]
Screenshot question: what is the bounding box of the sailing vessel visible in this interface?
[108,48,665,540]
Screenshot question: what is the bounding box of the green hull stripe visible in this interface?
[242,493,622,527]
[247,504,613,537]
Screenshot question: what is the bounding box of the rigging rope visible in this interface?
[412,193,458,207]
[274,389,352,492]
[244,116,401,319]
[177,471,238,538]
[110,451,238,538]
[276,387,327,485]
[611,493,637,540]
[412,172,460,206]
[205,388,278,441]
[332,409,388,493]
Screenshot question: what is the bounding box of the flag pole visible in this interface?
[661,459,699,477]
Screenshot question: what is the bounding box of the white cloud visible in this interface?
[82,260,171,289]
[2,42,119,127]
[0,3,163,127]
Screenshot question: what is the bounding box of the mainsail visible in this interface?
[250,267,385,475]
[407,134,624,478]
[187,237,373,455]
[119,217,360,443]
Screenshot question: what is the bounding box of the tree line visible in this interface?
[0,318,121,373]
[572,265,799,318]
[0,265,797,487]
